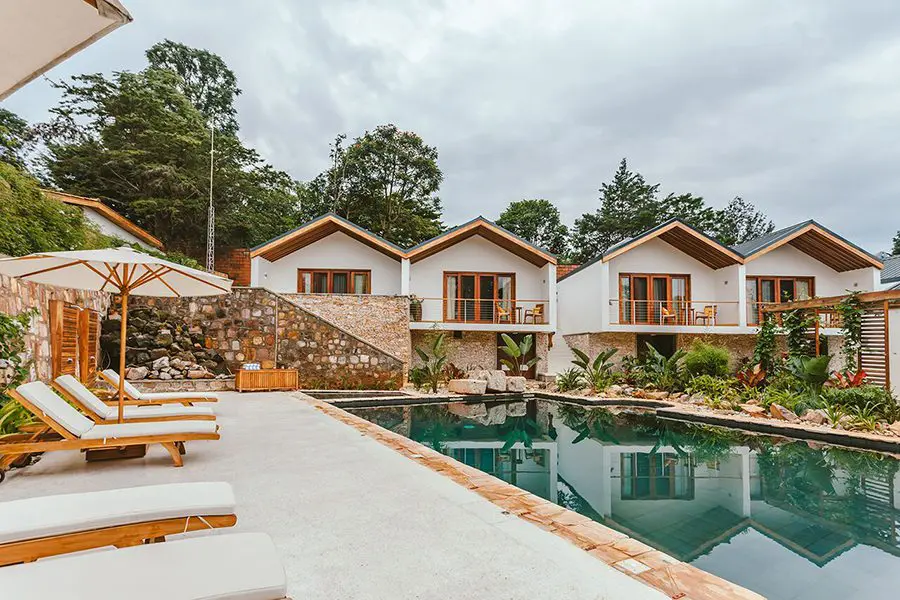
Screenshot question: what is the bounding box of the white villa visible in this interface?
[246,213,884,379]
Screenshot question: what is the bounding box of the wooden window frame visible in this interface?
[296,269,371,294]
[618,273,692,325]
[620,452,695,500]
[747,276,815,324]
[443,272,516,323]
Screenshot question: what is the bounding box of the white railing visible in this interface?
[410,297,549,325]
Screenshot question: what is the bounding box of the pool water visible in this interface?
[350,399,900,600]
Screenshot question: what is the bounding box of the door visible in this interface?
[758,278,776,323]
[497,333,537,379]
[651,277,668,324]
[479,275,495,323]
[632,276,650,324]
[459,275,476,322]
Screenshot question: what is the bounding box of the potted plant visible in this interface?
[409,295,423,322]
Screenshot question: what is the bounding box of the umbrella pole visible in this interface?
[118,290,129,424]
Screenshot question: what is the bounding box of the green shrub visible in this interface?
[687,375,740,409]
[555,368,584,393]
[571,347,618,391]
[414,333,448,393]
[683,340,731,378]
[641,344,685,392]
[820,386,899,423]
[0,309,38,435]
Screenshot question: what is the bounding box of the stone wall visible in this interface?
[411,330,551,377]
[283,294,410,369]
[566,332,637,365]
[0,274,110,381]
[131,288,403,389]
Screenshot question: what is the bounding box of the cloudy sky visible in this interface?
[5,0,899,252]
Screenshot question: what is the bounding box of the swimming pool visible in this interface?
[350,399,900,600]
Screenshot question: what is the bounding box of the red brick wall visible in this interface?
[557,264,581,280]
[216,248,251,286]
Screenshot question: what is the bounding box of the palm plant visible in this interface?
[555,368,584,392]
[786,354,832,392]
[571,347,618,391]
[641,343,686,391]
[414,333,449,393]
[498,333,539,377]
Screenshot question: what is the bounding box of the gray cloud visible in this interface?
[3,0,899,252]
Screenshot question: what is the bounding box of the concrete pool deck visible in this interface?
[1,391,668,600]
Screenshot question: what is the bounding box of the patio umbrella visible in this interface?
[0,247,232,422]
[0,0,133,101]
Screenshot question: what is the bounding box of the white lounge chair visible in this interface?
[53,375,216,423]
[100,369,220,404]
[0,381,219,472]
[0,532,288,600]
[0,482,237,566]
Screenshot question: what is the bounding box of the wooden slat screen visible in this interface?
[79,309,101,384]
[50,300,102,382]
[859,305,888,388]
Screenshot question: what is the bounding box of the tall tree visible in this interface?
[711,197,775,246]
[496,199,569,256]
[145,39,241,132]
[307,124,443,247]
[892,231,900,256]
[0,108,34,171]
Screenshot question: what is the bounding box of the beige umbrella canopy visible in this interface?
[0,247,232,422]
[0,0,133,101]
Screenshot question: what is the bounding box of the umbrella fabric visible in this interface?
[1,0,132,101]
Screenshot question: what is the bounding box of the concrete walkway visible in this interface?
[1,392,665,600]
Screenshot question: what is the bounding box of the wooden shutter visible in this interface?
[79,309,101,384]
[49,300,80,379]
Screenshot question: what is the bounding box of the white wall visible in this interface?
[744,245,878,296]
[249,231,403,294]
[82,206,152,249]
[408,235,552,323]
[557,262,605,335]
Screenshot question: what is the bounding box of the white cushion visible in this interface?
[101,369,143,399]
[54,375,115,420]
[140,391,220,401]
[0,482,235,544]
[82,420,218,440]
[0,532,287,600]
[15,381,95,437]
[118,404,216,420]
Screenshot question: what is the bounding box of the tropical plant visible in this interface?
[0,309,38,435]
[786,354,832,392]
[686,375,741,409]
[499,333,539,377]
[557,404,619,444]
[408,367,428,391]
[414,333,449,393]
[499,416,539,451]
[641,344,685,391]
[836,290,863,372]
[736,363,766,388]
[753,313,778,372]
[682,340,731,378]
[821,402,848,427]
[782,308,815,358]
[827,369,867,389]
[848,402,881,432]
[555,368,585,393]
[443,362,466,381]
[571,347,618,391]
[820,385,900,423]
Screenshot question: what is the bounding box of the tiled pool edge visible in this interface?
[303,395,765,600]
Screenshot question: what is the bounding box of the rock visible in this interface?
[485,370,507,392]
[887,421,900,436]
[448,379,488,395]
[507,401,527,417]
[740,404,767,417]
[151,356,170,370]
[170,358,189,371]
[479,404,508,425]
[154,331,174,346]
[149,348,168,360]
[801,409,829,425]
[447,402,488,419]
[608,384,624,394]
[187,369,209,379]
[158,372,172,380]
[690,394,706,405]
[125,366,148,380]
[770,404,800,423]
[506,376,526,393]
[644,391,669,400]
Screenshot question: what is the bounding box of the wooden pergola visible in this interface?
[762,290,900,390]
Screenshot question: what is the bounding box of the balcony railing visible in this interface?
[610,300,739,326]
[748,304,843,328]
[410,297,549,325]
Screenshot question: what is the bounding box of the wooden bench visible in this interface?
[235,369,299,392]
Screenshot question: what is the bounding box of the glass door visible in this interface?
[651,277,668,324]
[746,279,759,325]
[620,276,632,323]
[671,277,688,324]
[479,275,495,323]
[460,275,476,322]
[632,276,650,323]
[445,275,458,321]
[498,275,513,323]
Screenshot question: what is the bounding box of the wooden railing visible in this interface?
[410,297,549,325]
[610,300,740,326]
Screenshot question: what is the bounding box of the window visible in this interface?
[444,272,515,323]
[297,269,370,294]
[619,274,691,324]
[746,276,813,324]
[621,453,694,500]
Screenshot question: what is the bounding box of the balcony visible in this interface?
[409,297,551,331]
[610,300,740,327]
[748,304,843,329]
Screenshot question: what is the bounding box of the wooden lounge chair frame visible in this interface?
[0,513,237,566]
[98,370,218,406]
[0,389,219,472]
[51,381,216,424]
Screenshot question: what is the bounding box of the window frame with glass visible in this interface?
[745,276,814,325]
[618,273,691,325]
[443,272,516,323]
[296,269,371,294]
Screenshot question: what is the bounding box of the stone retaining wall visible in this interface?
[0,274,110,380]
[411,330,550,376]
[284,294,410,369]
[121,377,236,392]
[131,288,403,389]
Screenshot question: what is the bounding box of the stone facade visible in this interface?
[411,330,551,377]
[216,248,251,286]
[0,274,110,380]
[131,289,403,389]
[565,332,637,365]
[283,294,411,369]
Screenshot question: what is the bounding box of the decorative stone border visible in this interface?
[303,394,765,600]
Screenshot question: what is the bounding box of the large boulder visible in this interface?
[448,379,488,395]
[801,409,829,425]
[467,369,507,392]
[740,404,767,418]
[770,404,800,423]
[125,366,149,380]
[151,356,170,370]
[506,376,526,393]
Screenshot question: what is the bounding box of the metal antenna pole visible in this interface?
[206,121,215,271]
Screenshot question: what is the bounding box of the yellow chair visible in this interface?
[524,303,544,324]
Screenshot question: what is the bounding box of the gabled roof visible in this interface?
[250,213,405,262]
[44,190,164,250]
[405,216,557,266]
[732,220,883,272]
[880,255,900,284]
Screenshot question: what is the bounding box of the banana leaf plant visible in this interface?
[415,333,449,393]
[499,416,539,451]
[498,333,538,377]
[571,347,618,391]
